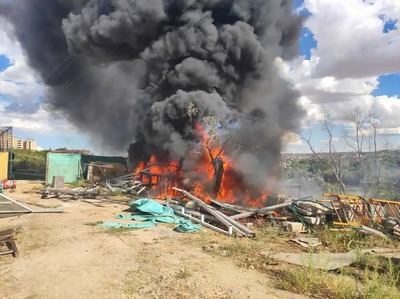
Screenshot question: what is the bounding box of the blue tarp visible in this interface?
[102,198,200,233]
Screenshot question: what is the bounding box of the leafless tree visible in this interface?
[302,109,346,194]
[368,111,381,193]
[343,108,369,196]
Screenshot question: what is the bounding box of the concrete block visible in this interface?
[52,176,65,189]
[282,221,307,233]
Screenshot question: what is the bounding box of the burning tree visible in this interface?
[197,117,229,197]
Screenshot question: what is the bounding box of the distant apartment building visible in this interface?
[0,128,37,151]
[12,138,37,151]
[23,139,37,151]
[12,137,23,149]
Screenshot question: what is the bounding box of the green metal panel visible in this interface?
[46,153,82,184]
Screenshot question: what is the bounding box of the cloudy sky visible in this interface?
[0,0,399,154]
[285,0,400,152]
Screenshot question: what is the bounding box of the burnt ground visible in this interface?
[0,180,306,299]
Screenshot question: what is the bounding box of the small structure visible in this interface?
[86,162,127,183]
[81,155,127,182]
[46,152,127,184]
[46,153,82,184]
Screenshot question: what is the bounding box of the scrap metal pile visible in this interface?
[40,171,400,239]
[105,173,148,196]
[41,186,105,200]
[157,190,400,239]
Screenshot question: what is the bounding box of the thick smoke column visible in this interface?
[0,0,304,195]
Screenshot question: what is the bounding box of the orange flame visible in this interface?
[194,123,269,207]
[133,123,270,207]
[134,155,181,198]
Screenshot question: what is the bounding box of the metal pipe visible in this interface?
[172,209,231,236]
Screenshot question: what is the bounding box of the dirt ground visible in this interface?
[0,181,306,299]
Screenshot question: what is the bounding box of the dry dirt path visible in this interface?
[0,181,306,299]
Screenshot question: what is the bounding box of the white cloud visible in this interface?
[282,0,400,152]
[0,17,82,148]
[0,17,43,104]
[304,0,400,78]
[0,101,70,133]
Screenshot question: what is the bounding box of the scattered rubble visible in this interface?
[290,237,322,249]
[41,186,104,200]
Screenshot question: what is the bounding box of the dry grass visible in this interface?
[276,249,400,299]
[278,264,358,299]
[182,224,400,299]
[175,266,192,280]
[83,221,103,226]
[312,228,398,252]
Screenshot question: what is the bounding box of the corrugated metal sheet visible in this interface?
[0,152,8,180]
[46,153,82,184]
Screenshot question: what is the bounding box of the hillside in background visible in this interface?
[282,150,400,199]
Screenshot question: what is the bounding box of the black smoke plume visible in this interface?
[0,0,304,196]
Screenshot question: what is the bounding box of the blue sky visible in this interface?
[373,74,400,97]
[1,0,400,153]
[0,55,10,71]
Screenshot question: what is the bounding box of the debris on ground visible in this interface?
[105,173,147,195]
[263,247,400,270]
[290,237,322,249]
[41,186,105,200]
[19,170,400,241]
[0,229,19,258]
[102,198,200,233]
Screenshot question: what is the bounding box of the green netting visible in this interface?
[101,198,200,233]
[46,153,82,184]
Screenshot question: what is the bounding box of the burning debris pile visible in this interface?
[0,0,304,206]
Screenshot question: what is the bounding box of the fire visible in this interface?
[134,155,181,198]
[194,123,269,207]
[134,123,270,207]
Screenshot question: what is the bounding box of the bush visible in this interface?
[12,149,47,175]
